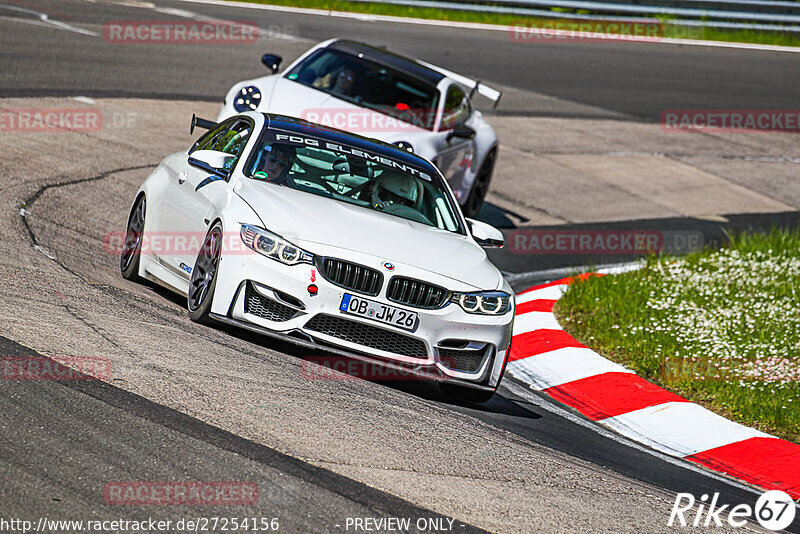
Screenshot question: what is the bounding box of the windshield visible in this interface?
[246,131,462,233]
[285,49,439,131]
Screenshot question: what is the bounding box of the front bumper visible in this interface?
[211,249,513,389]
[208,312,496,391]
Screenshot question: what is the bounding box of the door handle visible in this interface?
[178,172,187,185]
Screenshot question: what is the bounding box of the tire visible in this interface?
[187,222,223,325]
[120,195,146,282]
[462,148,496,219]
[439,382,496,404]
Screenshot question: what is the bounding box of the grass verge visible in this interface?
[555,228,800,443]
[225,0,800,47]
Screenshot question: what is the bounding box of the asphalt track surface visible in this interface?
[1,1,800,532]
[0,0,798,118]
[0,336,485,534]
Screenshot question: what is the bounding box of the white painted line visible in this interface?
[596,261,645,275]
[175,0,800,53]
[88,0,305,41]
[505,261,644,288]
[153,7,200,17]
[601,401,774,457]
[507,346,633,389]
[0,5,98,36]
[512,311,563,335]
[516,284,569,304]
[150,4,304,41]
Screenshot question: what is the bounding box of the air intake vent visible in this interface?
[319,258,383,296]
[305,314,427,358]
[387,276,448,309]
[244,283,299,322]
[438,346,489,374]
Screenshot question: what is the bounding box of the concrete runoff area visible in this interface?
[484,107,797,226]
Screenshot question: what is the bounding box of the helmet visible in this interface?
[373,172,421,209]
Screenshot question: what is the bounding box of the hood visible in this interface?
[263,77,428,141]
[235,180,500,290]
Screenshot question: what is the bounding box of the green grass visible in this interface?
[225,0,800,47]
[555,228,800,443]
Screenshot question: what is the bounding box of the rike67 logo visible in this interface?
[668,490,796,530]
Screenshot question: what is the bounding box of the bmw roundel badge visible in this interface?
[382,262,395,271]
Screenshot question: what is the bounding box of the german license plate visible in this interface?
[340,294,418,331]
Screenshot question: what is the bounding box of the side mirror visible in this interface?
[466,218,504,248]
[188,150,235,179]
[446,123,476,142]
[261,54,283,74]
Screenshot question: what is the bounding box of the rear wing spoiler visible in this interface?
[417,61,502,109]
[190,113,216,135]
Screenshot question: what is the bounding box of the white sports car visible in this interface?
[217,39,501,218]
[121,112,513,401]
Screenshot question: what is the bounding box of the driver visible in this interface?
[332,68,356,96]
[313,67,358,97]
[372,172,420,211]
[253,144,296,183]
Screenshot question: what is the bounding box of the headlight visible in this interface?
[451,291,511,315]
[240,224,313,266]
[233,86,261,112]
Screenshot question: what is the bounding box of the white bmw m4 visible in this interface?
[121,112,513,401]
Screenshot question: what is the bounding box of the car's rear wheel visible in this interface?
[462,148,496,219]
[120,195,146,282]
[188,223,222,325]
[439,382,496,404]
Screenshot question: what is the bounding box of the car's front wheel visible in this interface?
[120,195,146,282]
[462,148,496,219]
[188,223,222,325]
[439,382,496,404]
